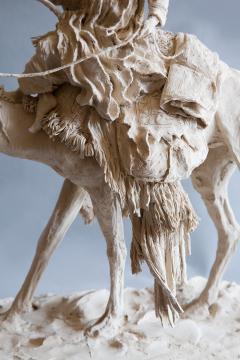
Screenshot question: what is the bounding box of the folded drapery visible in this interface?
[20,26,220,130]
[161,33,220,128]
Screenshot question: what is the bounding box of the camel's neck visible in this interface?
[0,99,65,167]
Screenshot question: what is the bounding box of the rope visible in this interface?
[36,0,62,18]
[0,29,142,80]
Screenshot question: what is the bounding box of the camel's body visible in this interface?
[0,61,240,336]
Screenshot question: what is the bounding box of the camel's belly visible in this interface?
[51,155,104,189]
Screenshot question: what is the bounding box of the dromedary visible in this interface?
[0,0,239,335]
[0,60,240,335]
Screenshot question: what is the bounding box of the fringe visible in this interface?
[0,86,17,104]
[22,95,38,113]
[130,181,198,326]
[41,110,94,159]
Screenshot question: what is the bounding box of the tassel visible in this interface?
[130,181,198,326]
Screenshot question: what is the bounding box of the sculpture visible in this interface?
[0,0,239,338]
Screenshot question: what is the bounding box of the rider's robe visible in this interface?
[19,0,170,121]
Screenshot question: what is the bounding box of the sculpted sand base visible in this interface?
[1,277,240,359]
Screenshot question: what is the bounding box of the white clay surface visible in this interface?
[0,277,239,360]
[0,0,240,348]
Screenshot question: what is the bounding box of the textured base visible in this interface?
[0,277,240,360]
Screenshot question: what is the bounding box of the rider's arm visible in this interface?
[148,0,169,27]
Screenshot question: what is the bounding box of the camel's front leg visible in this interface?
[185,146,240,313]
[3,179,88,320]
[86,183,127,338]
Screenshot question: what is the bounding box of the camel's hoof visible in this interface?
[0,303,32,323]
[0,310,16,323]
[0,308,28,333]
[182,297,209,318]
[84,313,123,339]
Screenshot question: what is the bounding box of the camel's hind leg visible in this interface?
[3,179,88,320]
[186,145,240,312]
[85,182,127,338]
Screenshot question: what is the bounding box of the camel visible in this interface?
[0,0,240,336]
[0,58,240,336]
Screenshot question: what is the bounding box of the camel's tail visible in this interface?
[130,182,198,326]
[79,192,95,224]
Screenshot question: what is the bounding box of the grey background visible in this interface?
[0,0,239,298]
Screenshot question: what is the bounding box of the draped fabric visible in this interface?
[161,33,220,128]
[20,0,148,121]
[56,0,145,121]
[19,12,219,127]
